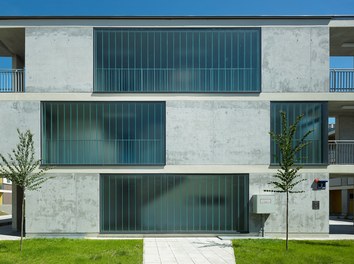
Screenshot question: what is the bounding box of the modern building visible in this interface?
[0,15,353,237]
[0,177,12,214]
[328,124,354,218]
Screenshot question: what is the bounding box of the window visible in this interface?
[94,28,261,93]
[100,174,249,233]
[41,102,165,165]
[270,102,328,165]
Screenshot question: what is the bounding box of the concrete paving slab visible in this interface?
[143,237,235,264]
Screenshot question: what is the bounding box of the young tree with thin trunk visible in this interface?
[266,111,313,251]
[0,129,50,251]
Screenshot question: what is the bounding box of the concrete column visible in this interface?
[11,184,17,231]
[341,189,349,217]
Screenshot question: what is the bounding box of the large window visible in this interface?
[270,102,328,165]
[100,174,249,233]
[41,102,165,165]
[94,28,261,93]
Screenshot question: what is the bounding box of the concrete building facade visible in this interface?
[0,16,353,237]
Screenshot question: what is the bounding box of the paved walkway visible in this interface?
[329,218,354,235]
[143,237,235,264]
[0,215,19,240]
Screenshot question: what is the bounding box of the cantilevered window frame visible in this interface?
[270,101,328,166]
[41,101,166,166]
[93,28,261,93]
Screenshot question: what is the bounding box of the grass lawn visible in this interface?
[0,238,143,264]
[233,239,354,264]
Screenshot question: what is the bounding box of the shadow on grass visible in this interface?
[293,240,351,247]
[0,243,9,252]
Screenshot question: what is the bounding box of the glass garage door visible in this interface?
[100,174,249,233]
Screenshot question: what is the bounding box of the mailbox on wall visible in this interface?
[313,178,328,190]
[252,194,275,214]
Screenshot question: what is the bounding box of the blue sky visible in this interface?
[0,0,354,16]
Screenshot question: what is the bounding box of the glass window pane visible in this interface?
[42,102,166,165]
[270,102,328,165]
[100,174,249,233]
[94,28,261,93]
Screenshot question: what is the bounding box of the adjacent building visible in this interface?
[0,177,12,214]
[0,15,353,237]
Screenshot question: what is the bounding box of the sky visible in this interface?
[0,0,354,16]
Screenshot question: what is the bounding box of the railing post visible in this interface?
[0,69,24,92]
[330,69,354,92]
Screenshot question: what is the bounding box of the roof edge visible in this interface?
[0,15,351,20]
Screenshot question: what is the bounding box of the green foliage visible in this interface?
[266,111,313,250]
[267,111,312,193]
[0,129,50,191]
[0,239,143,264]
[233,239,354,264]
[0,129,51,251]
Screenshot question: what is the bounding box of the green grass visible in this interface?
[0,238,143,264]
[233,239,354,264]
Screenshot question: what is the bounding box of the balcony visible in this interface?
[330,69,354,92]
[0,69,24,92]
[328,140,354,164]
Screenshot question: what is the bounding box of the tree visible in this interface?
[0,129,51,251]
[266,111,313,250]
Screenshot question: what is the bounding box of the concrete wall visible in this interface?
[249,172,329,236]
[24,26,329,94]
[26,173,99,236]
[25,27,93,93]
[0,101,40,159]
[166,100,270,165]
[262,27,329,93]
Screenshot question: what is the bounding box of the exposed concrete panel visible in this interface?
[249,172,329,235]
[26,173,99,234]
[0,101,40,159]
[166,101,270,165]
[25,27,93,92]
[262,27,329,93]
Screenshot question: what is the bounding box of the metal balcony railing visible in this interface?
[328,140,354,164]
[330,69,354,92]
[0,69,25,92]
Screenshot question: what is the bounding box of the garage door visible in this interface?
[100,174,249,233]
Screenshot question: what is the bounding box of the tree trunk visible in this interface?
[286,191,289,251]
[20,194,25,252]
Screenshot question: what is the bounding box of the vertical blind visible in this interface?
[271,102,328,165]
[42,102,165,165]
[100,174,249,233]
[94,28,261,93]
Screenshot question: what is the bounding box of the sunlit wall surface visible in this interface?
[270,102,328,165]
[94,28,261,93]
[41,102,165,165]
[100,174,249,233]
